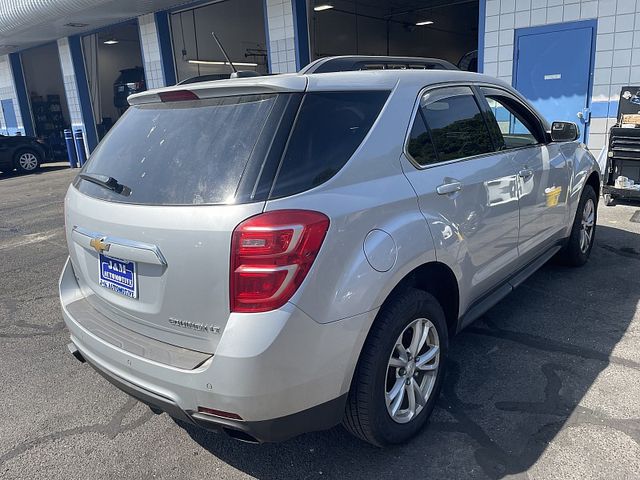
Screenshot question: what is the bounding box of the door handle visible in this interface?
[518,168,534,179]
[436,181,463,195]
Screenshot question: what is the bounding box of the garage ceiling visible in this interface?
[0,0,192,55]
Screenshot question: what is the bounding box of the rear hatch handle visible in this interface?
[72,226,168,266]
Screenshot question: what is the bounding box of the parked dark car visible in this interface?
[114,67,146,113]
[0,133,49,174]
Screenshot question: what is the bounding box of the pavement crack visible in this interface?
[0,399,153,465]
[467,320,640,372]
[495,363,573,416]
[599,243,640,260]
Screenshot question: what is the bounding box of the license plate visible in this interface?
[99,254,137,298]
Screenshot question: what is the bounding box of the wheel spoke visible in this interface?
[394,343,408,363]
[388,356,405,368]
[585,211,595,226]
[387,378,404,405]
[408,321,425,357]
[406,382,416,418]
[412,378,425,407]
[389,380,406,415]
[416,345,439,370]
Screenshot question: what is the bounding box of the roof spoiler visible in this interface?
[300,55,458,74]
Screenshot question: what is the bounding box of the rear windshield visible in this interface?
[76,94,278,205]
[75,90,388,205]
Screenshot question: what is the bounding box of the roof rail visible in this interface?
[300,55,458,74]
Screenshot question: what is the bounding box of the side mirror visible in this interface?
[550,121,579,142]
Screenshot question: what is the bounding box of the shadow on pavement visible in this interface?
[178,224,640,479]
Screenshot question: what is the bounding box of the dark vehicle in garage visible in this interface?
[0,133,49,174]
[114,67,146,113]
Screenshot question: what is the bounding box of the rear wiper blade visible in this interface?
[78,173,132,196]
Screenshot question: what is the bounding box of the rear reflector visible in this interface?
[197,406,243,420]
[230,210,330,313]
[159,90,199,102]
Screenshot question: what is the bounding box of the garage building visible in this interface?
[0,0,637,156]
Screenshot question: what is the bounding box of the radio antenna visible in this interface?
[211,32,237,73]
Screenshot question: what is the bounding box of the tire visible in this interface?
[343,288,448,446]
[559,184,597,267]
[14,149,41,174]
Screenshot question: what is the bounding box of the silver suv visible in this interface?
[59,63,600,446]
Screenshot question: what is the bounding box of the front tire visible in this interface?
[559,184,597,267]
[343,289,448,446]
[14,149,41,174]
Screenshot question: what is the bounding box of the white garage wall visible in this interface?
[139,13,166,90]
[0,55,24,135]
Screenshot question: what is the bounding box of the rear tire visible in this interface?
[14,149,41,174]
[343,289,448,446]
[559,184,597,267]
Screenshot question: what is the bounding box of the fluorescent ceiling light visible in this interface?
[416,20,434,26]
[314,4,334,11]
[187,59,258,67]
[103,39,119,45]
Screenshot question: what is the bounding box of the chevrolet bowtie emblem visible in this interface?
[90,237,111,254]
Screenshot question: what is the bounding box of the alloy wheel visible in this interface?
[18,152,38,171]
[385,318,440,424]
[579,198,595,253]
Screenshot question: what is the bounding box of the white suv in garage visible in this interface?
[60,60,600,446]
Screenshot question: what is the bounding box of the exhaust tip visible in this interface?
[222,427,260,444]
[67,342,86,363]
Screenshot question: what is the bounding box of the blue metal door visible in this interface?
[1,99,18,135]
[514,21,596,143]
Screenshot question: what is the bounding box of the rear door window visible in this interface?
[269,91,389,198]
[417,86,494,163]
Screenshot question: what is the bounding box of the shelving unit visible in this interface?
[30,94,68,160]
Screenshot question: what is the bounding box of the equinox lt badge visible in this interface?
[168,317,220,334]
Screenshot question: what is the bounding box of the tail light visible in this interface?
[230,210,330,313]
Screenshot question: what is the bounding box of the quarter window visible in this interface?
[406,112,438,166]
[408,86,494,165]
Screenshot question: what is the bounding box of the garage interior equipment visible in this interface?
[603,86,640,205]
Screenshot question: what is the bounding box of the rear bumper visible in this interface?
[59,257,373,442]
[74,342,346,443]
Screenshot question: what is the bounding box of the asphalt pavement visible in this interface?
[1,165,639,480]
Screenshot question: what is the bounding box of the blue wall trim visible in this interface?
[155,11,177,86]
[291,0,310,69]
[68,35,98,152]
[477,0,486,73]
[590,100,619,118]
[8,52,35,136]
